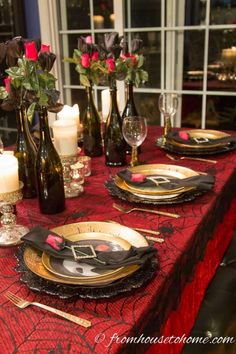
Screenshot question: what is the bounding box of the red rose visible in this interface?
[81,53,90,68]
[4,76,12,93]
[106,58,115,73]
[91,51,99,61]
[24,41,38,61]
[40,44,50,52]
[45,234,64,251]
[179,131,189,141]
[131,173,145,182]
[121,52,136,65]
[85,36,93,44]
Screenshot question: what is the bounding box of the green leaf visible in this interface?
[23,82,34,91]
[134,72,141,87]
[137,55,144,68]
[0,86,8,99]
[80,74,91,87]
[27,102,36,123]
[38,91,48,107]
[140,70,148,83]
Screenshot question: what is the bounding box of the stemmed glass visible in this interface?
[158,93,178,138]
[122,116,147,167]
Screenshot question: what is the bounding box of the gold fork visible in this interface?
[113,203,180,219]
[4,291,91,328]
[105,220,164,243]
[166,153,217,164]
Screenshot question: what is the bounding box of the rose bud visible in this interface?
[91,51,99,61]
[38,51,56,71]
[106,58,115,72]
[4,76,12,93]
[85,36,93,44]
[131,173,146,182]
[24,41,38,61]
[40,44,50,52]
[179,131,189,141]
[81,53,90,68]
[45,234,65,251]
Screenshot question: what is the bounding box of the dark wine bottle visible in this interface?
[121,80,140,154]
[82,86,103,157]
[104,85,126,166]
[36,107,65,214]
[14,106,37,198]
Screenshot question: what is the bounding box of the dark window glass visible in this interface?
[125,0,161,28]
[206,95,236,130]
[210,0,236,25]
[182,30,205,91]
[183,0,206,26]
[59,1,90,30]
[181,95,202,128]
[93,0,114,29]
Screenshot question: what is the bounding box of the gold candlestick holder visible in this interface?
[0,182,29,246]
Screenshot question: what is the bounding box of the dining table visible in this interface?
[1,126,236,354]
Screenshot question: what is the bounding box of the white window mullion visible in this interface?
[202,0,211,129]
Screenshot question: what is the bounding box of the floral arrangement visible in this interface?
[0,36,62,117]
[66,32,148,88]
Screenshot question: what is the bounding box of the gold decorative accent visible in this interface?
[4,291,91,328]
[0,181,23,204]
[167,129,230,150]
[115,164,198,196]
[23,222,147,285]
[112,203,180,218]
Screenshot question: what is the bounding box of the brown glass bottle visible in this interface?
[36,107,65,214]
[104,86,126,166]
[121,81,140,154]
[14,106,37,198]
[82,86,103,157]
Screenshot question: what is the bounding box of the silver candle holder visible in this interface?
[60,150,84,198]
[0,182,29,246]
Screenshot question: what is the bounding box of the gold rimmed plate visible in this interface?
[42,233,131,281]
[115,164,198,196]
[23,222,148,286]
[167,129,230,150]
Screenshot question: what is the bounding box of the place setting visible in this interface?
[156,93,236,156]
[15,221,159,299]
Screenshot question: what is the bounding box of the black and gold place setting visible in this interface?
[156,129,236,156]
[105,163,215,205]
[16,222,158,299]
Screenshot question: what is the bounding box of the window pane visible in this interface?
[59,1,90,30]
[173,0,206,26]
[181,95,202,128]
[206,95,236,130]
[125,0,161,28]
[210,0,236,25]
[123,32,161,88]
[182,30,205,91]
[208,29,236,91]
[134,93,160,125]
[93,0,114,29]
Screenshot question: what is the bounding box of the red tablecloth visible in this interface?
[1,127,236,354]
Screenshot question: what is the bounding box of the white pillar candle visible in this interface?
[52,119,78,156]
[57,104,80,129]
[0,154,19,193]
[102,89,120,121]
[93,15,104,29]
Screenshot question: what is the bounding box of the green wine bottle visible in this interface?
[82,86,103,157]
[104,85,126,166]
[36,107,65,214]
[14,106,37,198]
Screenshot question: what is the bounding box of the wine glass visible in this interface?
[122,116,147,167]
[158,93,178,138]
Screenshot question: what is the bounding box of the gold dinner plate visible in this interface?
[115,164,198,196]
[42,233,131,281]
[167,129,230,150]
[23,222,148,286]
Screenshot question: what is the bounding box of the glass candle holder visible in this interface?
[78,156,91,176]
[70,162,85,194]
[0,182,29,246]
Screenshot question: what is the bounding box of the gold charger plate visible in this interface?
[115,164,198,196]
[23,222,148,286]
[168,129,230,150]
[42,233,131,281]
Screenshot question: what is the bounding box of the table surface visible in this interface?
[1,126,236,354]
